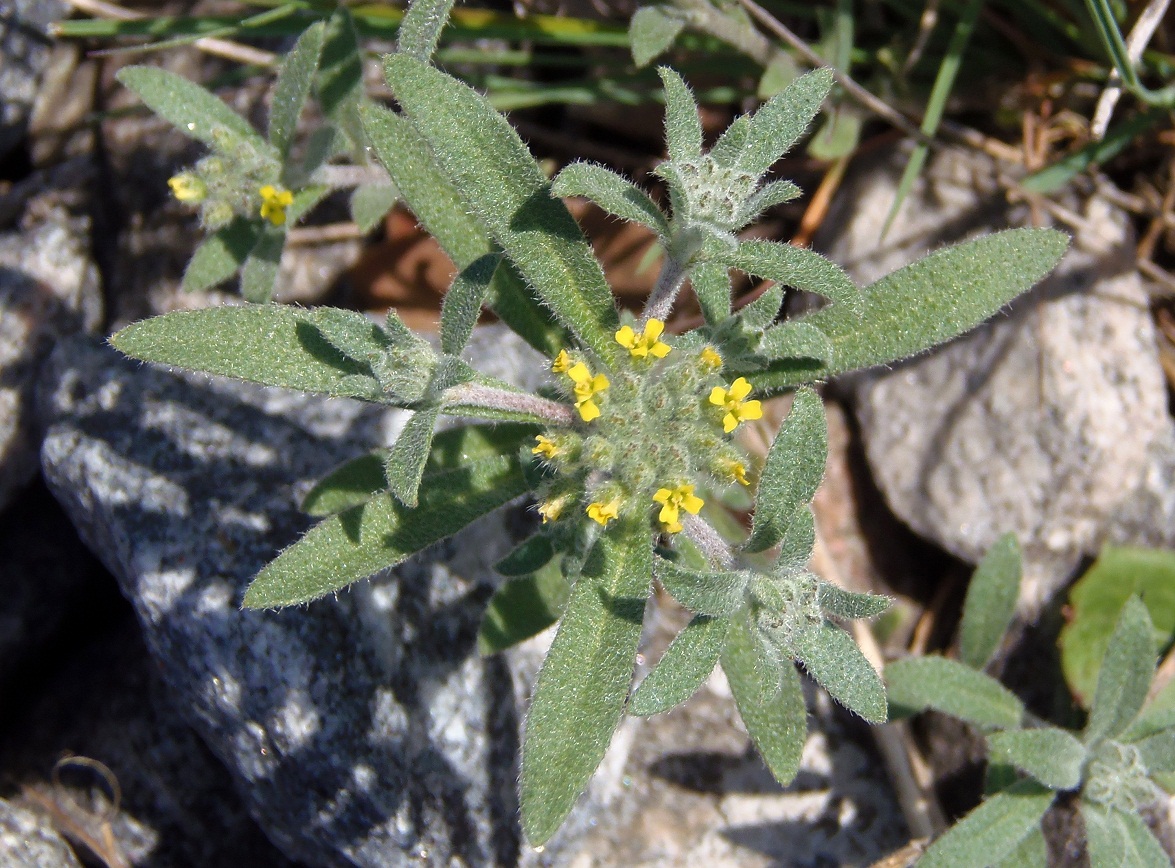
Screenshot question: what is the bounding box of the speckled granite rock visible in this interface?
[0,797,81,868]
[817,147,1173,609]
[0,0,65,158]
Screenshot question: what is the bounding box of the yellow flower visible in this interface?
[586,498,621,526]
[538,496,566,524]
[532,435,559,459]
[709,377,763,433]
[652,484,704,534]
[167,173,206,203]
[726,461,750,486]
[699,346,723,370]
[567,362,610,422]
[615,319,671,360]
[258,184,294,226]
[551,349,571,373]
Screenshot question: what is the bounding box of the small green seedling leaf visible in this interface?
[751,229,1070,393]
[383,407,441,507]
[791,621,887,723]
[1060,546,1175,707]
[725,239,859,310]
[886,655,1024,730]
[958,532,1022,670]
[495,534,556,577]
[244,424,536,608]
[478,560,571,655]
[385,54,619,363]
[655,559,750,616]
[441,253,500,356]
[302,450,389,516]
[551,163,670,238]
[630,615,730,715]
[722,615,807,785]
[181,219,259,293]
[350,184,399,234]
[268,22,325,158]
[397,0,456,61]
[520,520,651,845]
[630,7,684,67]
[116,66,265,150]
[918,780,1054,868]
[816,583,891,620]
[1086,596,1157,743]
[746,387,826,552]
[658,67,702,164]
[240,227,285,303]
[986,728,1086,790]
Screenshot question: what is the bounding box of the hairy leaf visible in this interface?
[268,22,325,158]
[551,163,670,237]
[791,621,887,723]
[520,520,651,844]
[918,780,1054,868]
[116,66,264,150]
[658,67,702,163]
[1131,727,1175,773]
[959,533,1022,670]
[987,728,1085,790]
[744,180,802,216]
[738,285,783,331]
[317,8,366,151]
[181,219,259,293]
[1086,596,1157,743]
[240,227,284,303]
[441,253,500,356]
[349,184,399,234]
[302,451,388,516]
[478,561,571,655]
[751,229,1070,393]
[496,534,556,577]
[385,55,618,362]
[244,424,536,608]
[725,239,858,310]
[757,321,833,366]
[1083,802,1171,868]
[383,407,440,507]
[746,387,826,552]
[630,7,684,67]
[690,260,731,326]
[775,506,815,571]
[655,558,750,616]
[722,615,807,785]
[886,655,1024,730]
[993,828,1047,868]
[816,582,891,620]
[397,0,455,60]
[629,615,730,715]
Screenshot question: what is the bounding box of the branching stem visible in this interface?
[443,382,576,425]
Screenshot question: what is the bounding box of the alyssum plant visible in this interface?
[111,5,1068,845]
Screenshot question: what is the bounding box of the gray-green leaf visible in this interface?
[240,227,285,303]
[725,239,859,310]
[816,582,891,620]
[757,321,833,366]
[181,219,259,293]
[495,534,556,577]
[746,387,826,553]
[690,261,731,326]
[397,0,456,61]
[383,407,440,507]
[1083,802,1172,868]
[790,621,887,723]
[441,253,500,356]
[302,450,389,516]
[658,67,702,164]
[551,163,670,238]
[244,423,536,608]
[959,532,1022,670]
[349,184,399,234]
[986,728,1086,790]
[384,55,619,363]
[886,655,1024,730]
[630,615,730,716]
[655,558,750,616]
[918,780,1054,868]
[1086,596,1157,744]
[478,560,570,656]
[116,66,265,150]
[520,519,651,845]
[268,22,325,158]
[630,7,684,67]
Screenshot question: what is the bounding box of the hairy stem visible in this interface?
[641,255,689,325]
[442,382,576,425]
[682,513,735,569]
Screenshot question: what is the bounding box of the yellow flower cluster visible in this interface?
[259,185,294,226]
[567,363,609,422]
[652,484,704,534]
[709,377,762,433]
[615,319,671,360]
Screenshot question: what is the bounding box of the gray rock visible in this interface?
[0,188,102,511]
[818,148,1172,608]
[0,0,65,158]
[35,330,540,867]
[0,797,81,868]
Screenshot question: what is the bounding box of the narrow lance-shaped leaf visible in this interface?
[551,163,670,238]
[1086,595,1157,743]
[658,67,702,163]
[384,54,619,363]
[181,219,259,293]
[690,260,730,326]
[478,561,571,656]
[116,66,265,150]
[725,239,859,310]
[757,321,833,366]
[722,615,808,785]
[495,534,555,577]
[240,227,285,303]
[630,7,684,67]
[775,506,815,570]
[349,184,400,234]
[917,780,1054,868]
[244,424,537,608]
[1083,802,1172,868]
[361,103,565,358]
[654,558,750,616]
[816,582,891,620]
[958,533,1022,670]
[302,450,389,517]
[520,519,651,844]
[268,22,325,158]
[397,0,456,61]
[790,621,887,723]
[746,387,826,552]
[630,615,730,716]
[383,407,441,507]
[750,229,1070,393]
[441,253,500,355]
[993,828,1048,868]
[886,655,1024,730]
[738,284,783,331]
[986,728,1086,791]
[111,305,394,402]
[318,8,366,152]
